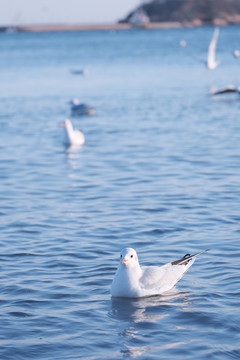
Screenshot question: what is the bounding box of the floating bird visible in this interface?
[233,50,240,59]
[111,248,209,298]
[70,68,89,75]
[207,27,220,70]
[180,39,187,48]
[70,98,95,116]
[211,85,240,96]
[59,119,85,146]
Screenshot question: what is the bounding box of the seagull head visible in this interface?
[71,98,80,106]
[120,248,139,268]
[59,119,72,129]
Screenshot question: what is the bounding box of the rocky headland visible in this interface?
[120,0,240,26]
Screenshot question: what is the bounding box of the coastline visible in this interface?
[15,22,182,32]
[2,17,240,33]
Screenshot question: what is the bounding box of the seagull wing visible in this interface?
[75,129,85,143]
[171,249,209,265]
[76,129,84,135]
[139,250,209,294]
[139,261,193,293]
[140,265,168,290]
[207,28,219,67]
[212,86,238,95]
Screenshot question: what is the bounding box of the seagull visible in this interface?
[70,99,95,116]
[207,27,220,70]
[211,85,240,96]
[70,68,89,75]
[180,39,187,48]
[111,248,209,298]
[59,119,85,146]
[233,50,240,59]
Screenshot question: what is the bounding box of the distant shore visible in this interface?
[7,22,182,33]
[1,18,240,33]
[0,21,204,33]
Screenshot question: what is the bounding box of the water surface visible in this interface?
[0,26,240,359]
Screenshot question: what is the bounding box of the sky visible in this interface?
[0,0,143,26]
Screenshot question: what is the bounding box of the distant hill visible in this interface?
[120,0,240,26]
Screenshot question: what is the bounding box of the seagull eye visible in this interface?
[130,255,133,258]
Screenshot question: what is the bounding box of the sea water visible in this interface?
[0,26,240,359]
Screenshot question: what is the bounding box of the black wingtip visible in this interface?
[171,249,210,266]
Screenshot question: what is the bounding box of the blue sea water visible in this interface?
[0,26,240,359]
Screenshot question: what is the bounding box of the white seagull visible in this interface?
[60,119,85,146]
[233,49,240,59]
[111,248,208,298]
[207,27,220,70]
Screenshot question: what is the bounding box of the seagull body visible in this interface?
[233,50,240,59]
[211,85,240,96]
[60,119,85,146]
[71,68,88,75]
[111,248,208,298]
[180,39,187,47]
[70,99,95,116]
[207,27,219,70]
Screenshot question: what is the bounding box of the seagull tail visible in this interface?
[171,249,210,266]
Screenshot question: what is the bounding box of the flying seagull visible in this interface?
[211,85,240,96]
[111,247,209,298]
[207,27,220,70]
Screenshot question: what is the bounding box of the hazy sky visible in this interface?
[0,0,143,26]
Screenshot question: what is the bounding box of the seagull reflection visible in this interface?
[62,143,85,172]
[122,339,193,358]
[66,144,84,153]
[110,287,191,323]
[110,288,192,358]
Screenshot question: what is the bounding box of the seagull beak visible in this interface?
[121,258,127,264]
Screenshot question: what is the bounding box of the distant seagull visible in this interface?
[233,50,240,59]
[207,27,220,70]
[211,84,240,96]
[111,247,209,298]
[180,39,187,47]
[71,68,89,75]
[59,119,85,146]
[70,98,95,116]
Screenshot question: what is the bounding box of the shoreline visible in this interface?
[9,22,182,33]
[2,19,240,33]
